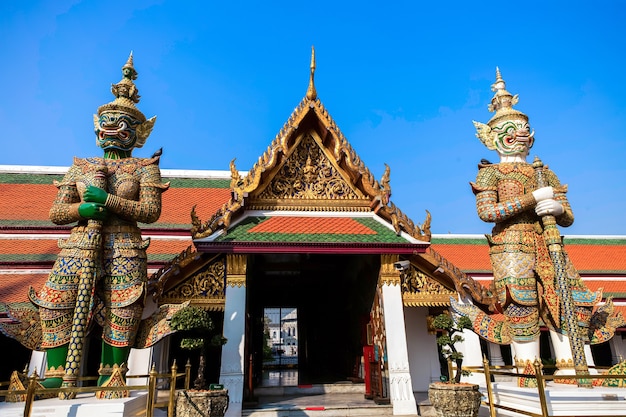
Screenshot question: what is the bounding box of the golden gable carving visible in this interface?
[401,267,456,306]
[256,134,360,201]
[162,258,225,302]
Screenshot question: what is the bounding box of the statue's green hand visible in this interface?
[83,185,108,204]
[78,203,108,220]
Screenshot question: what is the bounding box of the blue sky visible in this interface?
[1,1,625,235]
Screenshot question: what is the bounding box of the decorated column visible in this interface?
[380,254,418,416]
[220,254,248,417]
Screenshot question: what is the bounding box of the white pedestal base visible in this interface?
[480,381,626,416]
[0,391,162,417]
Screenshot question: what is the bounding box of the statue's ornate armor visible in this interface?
[472,162,599,342]
[30,156,169,348]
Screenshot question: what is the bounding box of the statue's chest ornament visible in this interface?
[107,165,140,200]
[497,163,534,177]
[495,165,537,200]
[497,179,524,201]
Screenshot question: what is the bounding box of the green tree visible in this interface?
[171,305,227,389]
[433,313,473,384]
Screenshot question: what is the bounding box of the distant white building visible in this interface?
[265,308,298,364]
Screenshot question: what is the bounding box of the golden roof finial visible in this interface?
[306,46,317,100]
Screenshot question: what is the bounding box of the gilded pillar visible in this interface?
[379,254,418,415]
[220,254,248,417]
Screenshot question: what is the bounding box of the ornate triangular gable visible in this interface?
[191,49,430,243]
[252,133,365,205]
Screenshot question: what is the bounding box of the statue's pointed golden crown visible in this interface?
[486,67,527,127]
[97,52,147,122]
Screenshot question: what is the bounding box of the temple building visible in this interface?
[1,53,625,416]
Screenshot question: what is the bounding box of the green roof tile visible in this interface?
[164,178,230,188]
[214,216,410,244]
[0,173,63,184]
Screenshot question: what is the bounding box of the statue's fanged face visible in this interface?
[95,111,141,151]
[492,119,534,157]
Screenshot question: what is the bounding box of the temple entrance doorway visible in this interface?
[246,253,380,388]
[261,307,299,386]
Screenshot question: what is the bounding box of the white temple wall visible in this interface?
[403,306,439,391]
[127,337,170,386]
[455,327,485,385]
[609,333,626,364]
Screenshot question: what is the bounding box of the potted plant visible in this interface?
[170,305,229,417]
[427,312,482,417]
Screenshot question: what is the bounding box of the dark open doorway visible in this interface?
[246,254,379,387]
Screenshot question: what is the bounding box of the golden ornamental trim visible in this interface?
[379,254,401,286]
[383,205,431,242]
[246,200,372,212]
[401,268,456,295]
[226,254,247,288]
[162,259,225,301]
[148,245,202,299]
[226,254,247,275]
[402,293,453,307]
[555,358,576,369]
[226,275,246,288]
[159,298,225,311]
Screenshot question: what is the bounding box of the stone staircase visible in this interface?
[242,383,394,417]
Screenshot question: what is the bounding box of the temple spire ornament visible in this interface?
[306,46,317,101]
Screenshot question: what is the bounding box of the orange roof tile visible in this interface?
[248,217,377,235]
[0,180,232,228]
[430,243,492,272]
[0,239,59,255]
[0,272,48,303]
[160,188,231,226]
[566,245,626,273]
[430,242,626,273]
[583,281,626,296]
[0,184,56,221]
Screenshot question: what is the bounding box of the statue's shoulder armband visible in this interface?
[471,166,498,195]
[138,156,170,191]
[53,162,83,188]
[470,181,496,195]
[138,154,162,167]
